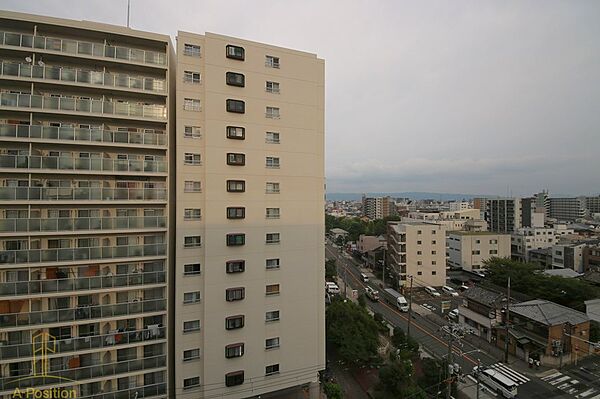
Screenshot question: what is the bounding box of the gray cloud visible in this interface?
[2,0,599,196]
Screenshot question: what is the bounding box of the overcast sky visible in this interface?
[2,0,599,196]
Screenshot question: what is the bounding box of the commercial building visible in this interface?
[386,221,446,288]
[447,231,511,271]
[0,10,172,398]
[448,201,470,211]
[173,31,324,398]
[551,243,586,273]
[362,195,394,220]
[511,225,574,262]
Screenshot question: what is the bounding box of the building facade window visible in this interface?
[183,376,200,389]
[265,55,280,68]
[266,81,280,93]
[266,310,280,322]
[226,287,245,301]
[266,284,280,296]
[225,315,245,330]
[183,291,201,304]
[266,208,280,219]
[183,98,201,111]
[183,348,201,361]
[184,208,201,220]
[226,99,245,113]
[226,45,245,60]
[266,157,280,168]
[265,337,280,349]
[266,258,280,270]
[227,153,245,165]
[184,236,202,248]
[266,132,280,143]
[227,180,246,192]
[184,181,202,192]
[184,126,201,139]
[225,343,244,358]
[226,72,245,87]
[226,260,245,273]
[183,320,200,333]
[226,233,245,246]
[226,126,245,140]
[265,106,280,119]
[266,182,280,193]
[266,233,280,244]
[227,207,246,219]
[184,263,201,275]
[184,71,201,84]
[184,153,202,165]
[265,364,280,376]
[183,43,201,57]
[225,371,244,387]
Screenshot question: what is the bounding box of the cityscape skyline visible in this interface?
[2,0,599,195]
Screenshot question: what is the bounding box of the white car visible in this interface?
[448,309,459,320]
[365,286,379,301]
[442,286,459,297]
[425,286,441,297]
[325,282,340,294]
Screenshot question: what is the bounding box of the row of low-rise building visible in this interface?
[0,10,324,399]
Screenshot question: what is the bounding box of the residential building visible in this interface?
[386,221,446,288]
[551,243,586,273]
[448,201,470,211]
[583,245,600,272]
[473,197,488,220]
[362,195,394,220]
[357,234,386,254]
[458,286,508,342]
[329,228,349,241]
[447,231,511,271]
[546,197,589,222]
[0,10,172,398]
[511,225,574,262]
[486,198,522,233]
[529,248,553,268]
[173,32,324,399]
[498,300,590,366]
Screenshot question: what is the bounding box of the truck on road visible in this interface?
[383,288,409,312]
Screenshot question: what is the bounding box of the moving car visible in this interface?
[448,309,459,320]
[365,286,379,301]
[383,288,409,312]
[360,273,369,282]
[425,286,441,297]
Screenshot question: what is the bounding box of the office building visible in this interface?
[173,32,324,398]
[0,10,172,398]
[362,195,393,220]
[387,221,446,288]
[447,231,511,271]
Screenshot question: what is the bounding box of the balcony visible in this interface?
[0,326,166,361]
[0,271,166,298]
[0,155,167,174]
[0,124,167,147]
[0,216,167,234]
[0,298,166,328]
[0,186,167,202]
[0,62,166,93]
[0,243,166,265]
[0,93,167,121]
[0,31,167,67]
[0,354,166,391]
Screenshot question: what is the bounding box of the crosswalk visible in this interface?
[486,362,531,385]
[541,370,599,398]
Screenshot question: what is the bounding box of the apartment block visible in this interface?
[511,225,574,262]
[362,195,394,220]
[447,231,511,271]
[486,198,522,233]
[546,197,589,222]
[387,221,447,288]
[0,10,172,399]
[173,32,324,399]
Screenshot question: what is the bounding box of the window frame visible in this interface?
[266,157,280,168]
[183,70,201,84]
[265,106,280,119]
[225,343,245,359]
[226,99,245,114]
[183,348,201,362]
[266,208,280,219]
[184,152,202,166]
[184,181,202,193]
[227,153,246,166]
[265,364,280,376]
[265,310,280,322]
[226,287,245,302]
[183,320,201,333]
[184,235,202,248]
[226,260,246,273]
[265,131,280,144]
[265,81,280,93]
[226,233,246,246]
[266,233,280,244]
[227,207,246,219]
[183,263,201,276]
[265,55,280,68]
[266,284,280,296]
[184,208,201,220]
[226,180,246,193]
[225,315,245,330]
[183,376,201,389]
[225,371,244,387]
[183,43,201,57]
[184,126,202,139]
[226,126,245,140]
[226,45,245,60]
[183,98,201,112]
[266,258,280,270]
[265,337,280,350]
[226,72,245,87]
[183,291,201,304]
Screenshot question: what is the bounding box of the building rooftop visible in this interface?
[448,231,503,236]
[543,268,582,278]
[463,286,506,307]
[510,299,589,326]
[330,228,349,235]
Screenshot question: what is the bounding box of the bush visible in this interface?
[324,382,343,399]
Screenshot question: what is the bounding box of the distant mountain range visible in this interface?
[326,192,484,201]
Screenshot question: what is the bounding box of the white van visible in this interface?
[325,282,340,294]
[442,286,459,297]
[360,273,369,282]
[425,286,441,297]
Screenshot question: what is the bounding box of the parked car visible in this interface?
[448,309,459,320]
[360,273,369,282]
[326,282,340,294]
[425,286,441,297]
[459,284,470,292]
[365,286,379,301]
[442,285,459,297]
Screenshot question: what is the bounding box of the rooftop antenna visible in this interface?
[126,0,131,28]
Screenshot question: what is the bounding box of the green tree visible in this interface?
[391,327,419,356]
[375,358,426,399]
[326,259,338,280]
[323,382,343,399]
[418,358,448,397]
[326,299,380,367]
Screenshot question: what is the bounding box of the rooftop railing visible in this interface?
[0,93,167,120]
[0,186,167,202]
[0,124,167,146]
[0,243,166,265]
[0,216,167,234]
[0,154,167,173]
[0,62,166,93]
[0,298,166,329]
[0,31,167,66]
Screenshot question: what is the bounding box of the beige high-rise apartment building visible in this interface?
[0,10,173,399]
[447,231,511,271]
[387,221,447,288]
[173,32,325,398]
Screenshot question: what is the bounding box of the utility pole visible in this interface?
[476,358,481,399]
[504,276,511,363]
[126,0,131,27]
[407,275,414,339]
[559,326,566,370]
[382,247,386,287]
[446,332,454,399]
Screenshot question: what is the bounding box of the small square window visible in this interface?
[266,132,280,144]
[266,310,280,322]
[226,287,245,301]
[183,320,200,332]
[266,233,280,244]
[225,343,244,358]
[225,315,244,330]
[266,284,280,296]
[183,98,201,111]
[265,55,280,68]
[184,153,201,165]
[183,43,201,57]
[225,371,244,387]
[183,291,201,304]
[266,106,280,119]
[226,260,245,273]
[227,207,245,219]
[266,182,280,193]
[184,236,201,248]
[184,181,202,192]
[226,126,245,140]
[266,157,280,168]
[226,45,245,60]
[184,71,201,84]
[184,263,201,275]
[184,208,201,220]
[226,99,245,113]
[183,348,201,361]
[266,258,280,270]
[184,126,201,139]
[265,364,280,376]
[226,72,245,87]
[226,233,245,246]
[227,153,245,166]
[266,81,280,93]
[266,208,280,219]
[183,376,200,389]
[265,337,280,349]
[227,180,246,192]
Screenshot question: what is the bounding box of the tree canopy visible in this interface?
[326,215,402,241]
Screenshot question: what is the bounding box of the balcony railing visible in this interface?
[0,31,167,66]
[0,298,166,328]
[0,62,166,93]
[78,383,167,399]
[0,326,166,361]
[0,354,167,390]
[0,124,167,146]
[0,186,167,202]
[0,271,166,298]
[0,93,167,120]
[0,216,167,234]
[0,155,167,173]
[0,243,166,265]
